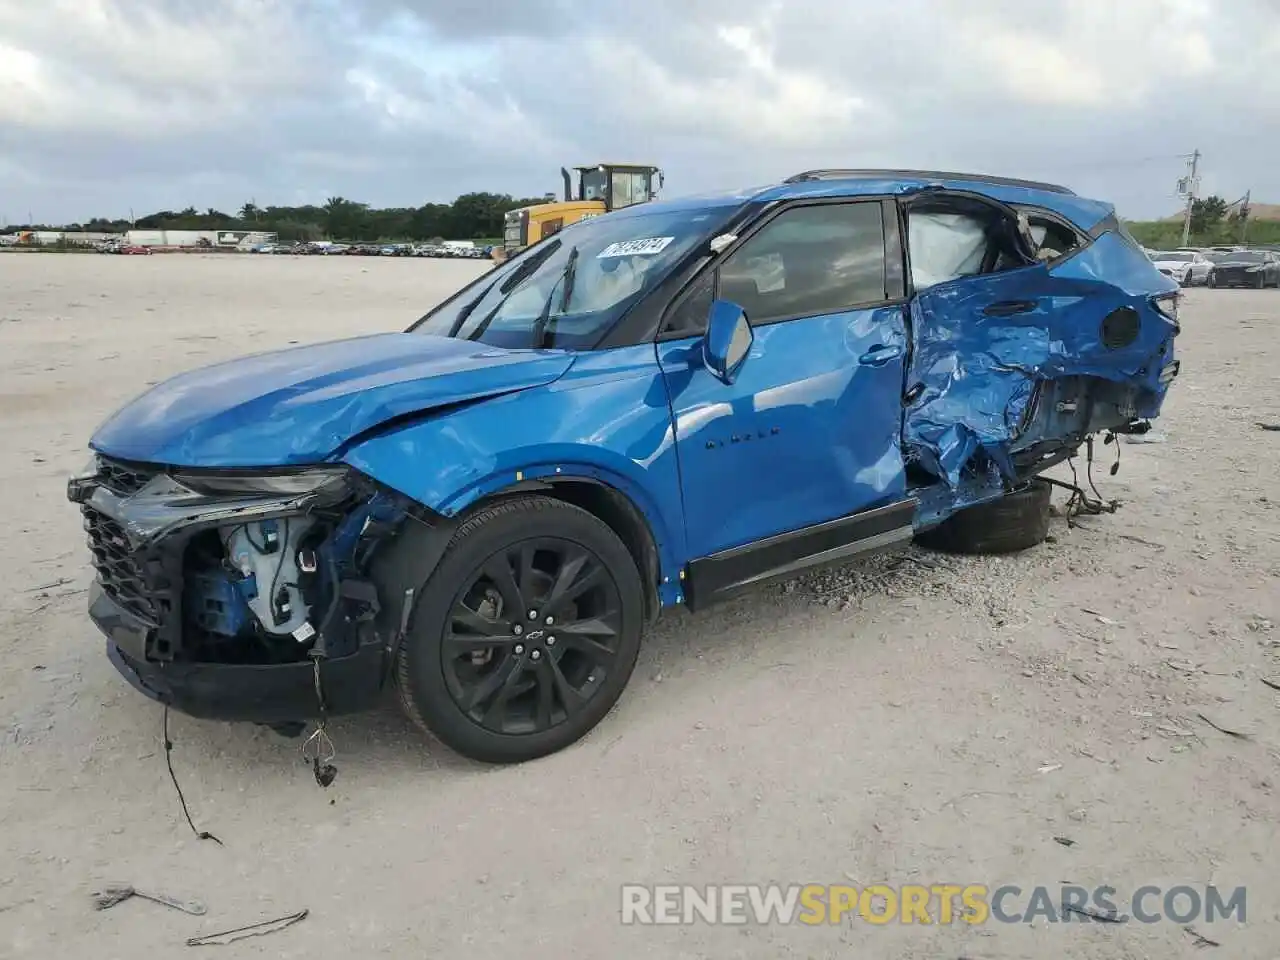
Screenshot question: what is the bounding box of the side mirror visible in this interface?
[702,299,752,385]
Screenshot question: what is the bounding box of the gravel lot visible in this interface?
[1,253,1278,959]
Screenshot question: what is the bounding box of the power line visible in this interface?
[1044,153,1193,174]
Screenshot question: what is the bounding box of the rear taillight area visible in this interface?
[1152,292,1179,324]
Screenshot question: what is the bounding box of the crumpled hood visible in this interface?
[91,333,574,467]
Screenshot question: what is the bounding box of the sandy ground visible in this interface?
[1,252,1278,959]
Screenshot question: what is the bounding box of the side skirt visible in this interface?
[683,499,917,611]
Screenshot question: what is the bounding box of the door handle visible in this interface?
[858,344,903,367]
[983,299,1038,317]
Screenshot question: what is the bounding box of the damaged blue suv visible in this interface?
[69,169,1181,762]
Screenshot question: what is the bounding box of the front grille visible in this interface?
[96,457,160,497]
[83,506,158,623]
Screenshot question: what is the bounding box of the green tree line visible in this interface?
[12,190,1279,249]
[1124,195,1280,248]
[10,192,551,243]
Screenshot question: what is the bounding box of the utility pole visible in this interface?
[1179,149,1200,247]
[1239,189,1251,244]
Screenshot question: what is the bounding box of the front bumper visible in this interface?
[1211,269,1262,287]
[93,579,386,723]
[71,458,412,723]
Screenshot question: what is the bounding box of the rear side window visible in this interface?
[1026,216,1080,262]
[717,202,887,326]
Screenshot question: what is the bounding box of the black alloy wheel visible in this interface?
[442,537,623,736]
[396,496,644,763]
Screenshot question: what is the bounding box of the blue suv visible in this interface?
[68,169,1181,762]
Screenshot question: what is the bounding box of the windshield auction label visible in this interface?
[597,237,674,258]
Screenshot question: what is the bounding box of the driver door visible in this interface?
[656,199,917,606]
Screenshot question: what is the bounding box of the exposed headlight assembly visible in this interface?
[66,455,102,504]
[171,466,350,498]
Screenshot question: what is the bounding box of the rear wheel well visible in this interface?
[471,479,662,622]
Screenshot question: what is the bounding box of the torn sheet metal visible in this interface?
[903,233,1179,486]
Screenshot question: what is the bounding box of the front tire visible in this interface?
[397,496,645,763]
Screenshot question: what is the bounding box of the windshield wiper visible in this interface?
[532,245,579,349]
[462,241,563,341]
[445,287,490,337]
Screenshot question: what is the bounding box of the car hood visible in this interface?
[1152,260,1191,270]
[1213,260,1260,268]
[90,333,574,467]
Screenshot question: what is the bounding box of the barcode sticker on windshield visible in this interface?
[597,237,674,258]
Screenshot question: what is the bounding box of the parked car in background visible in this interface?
[118,244,153,255]
[1148,249,1211,286]
[1206,249,1280,288]
[68,168,1180,763]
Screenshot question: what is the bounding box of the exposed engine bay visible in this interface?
[188,517,318,646]
[176,492,406,664]
[71,459,413,668]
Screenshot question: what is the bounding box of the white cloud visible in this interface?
[0,0,1276,221]
[576,26,867,148]
[955,0,1219,108]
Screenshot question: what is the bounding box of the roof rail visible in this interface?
[783,168,1076,196]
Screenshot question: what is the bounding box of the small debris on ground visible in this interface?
[1037,764,1062,774]
[91,885,207,915]
[1062,903,1123,923]
[1196,712,1252,740]
[1053,836,1075,847]
[185,908,309,946]
[1255,422,1280,432]
[1184,925,1222,948]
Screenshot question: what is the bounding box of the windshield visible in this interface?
[1152,251,1193,262]
[412,206,734,349]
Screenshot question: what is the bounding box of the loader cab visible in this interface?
[501,162,665,258]
[569,163,664,212]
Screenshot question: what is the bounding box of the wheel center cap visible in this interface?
[525,629,546,644]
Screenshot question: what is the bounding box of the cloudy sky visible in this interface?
[1,0,1277,224]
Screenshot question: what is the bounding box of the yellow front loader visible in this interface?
[498,163,663,259]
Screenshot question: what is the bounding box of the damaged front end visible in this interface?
[66,456,422,723]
